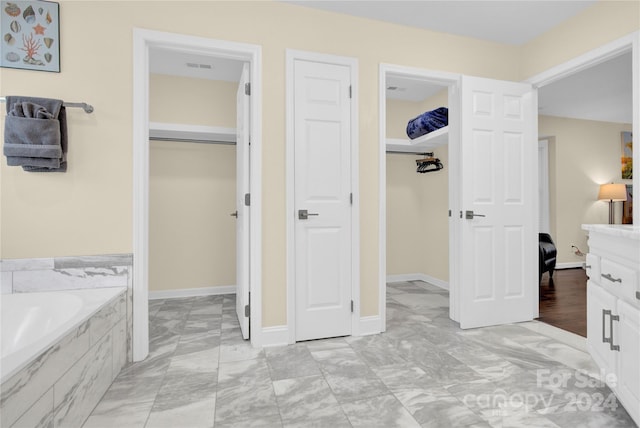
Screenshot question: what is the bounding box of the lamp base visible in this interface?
[608,200,614,224]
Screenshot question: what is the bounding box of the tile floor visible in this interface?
[84,281,637,428]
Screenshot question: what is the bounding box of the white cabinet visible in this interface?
[586,281,617,375]
[583,224,640,427]
[616,299,640,418]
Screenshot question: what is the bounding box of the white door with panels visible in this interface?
[458,76,537,329]
[235,63,251,339]
[293,59,352,341]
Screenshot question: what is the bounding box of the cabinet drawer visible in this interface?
[601,258,639,306]
[586,253,600,282]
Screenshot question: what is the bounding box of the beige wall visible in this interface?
[149,75,237,292]
[540,115,632,264]
[150,74,238,127]
[386,91,449,282]
[520,1,639,80]
[0,1,635,327]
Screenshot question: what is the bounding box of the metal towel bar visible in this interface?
[0,97,93,113]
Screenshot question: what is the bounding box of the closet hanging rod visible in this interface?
[0,97,94,114]
[386,150,434,155]
[149,136,237,145]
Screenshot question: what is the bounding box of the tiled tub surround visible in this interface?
[1,287,128,428]
[1,254,134,362]
[0,254,132,294]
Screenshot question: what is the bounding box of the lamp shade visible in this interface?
[598,183,627,201]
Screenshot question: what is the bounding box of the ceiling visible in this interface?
[149,47,245,82]
[538,52,632,124]
[286,0,597,46]
[150,1,632,124]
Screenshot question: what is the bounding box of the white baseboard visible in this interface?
[556,262,585,270]
[358,315,381,336]
[148,285,236,300]
[386,273,449,290]
[261,325,290,347]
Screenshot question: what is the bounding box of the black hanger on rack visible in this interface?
[415,152,444,173]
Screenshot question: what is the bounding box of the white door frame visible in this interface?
[286,49,360,343]
[526,31,640,225]
[538,139,550,234]
[132,28,263,360]
[378,64,461,331]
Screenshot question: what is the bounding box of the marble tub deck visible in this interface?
[84,282,637,428]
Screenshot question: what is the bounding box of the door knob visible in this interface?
[465,210,486,219]
[230,211,238,218]
[298,209,319,220]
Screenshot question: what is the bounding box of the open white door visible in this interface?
[458,75,537,329]
[236,63,250,339]
[293,59,352,341]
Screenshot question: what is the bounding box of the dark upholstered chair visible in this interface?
[539,233,557,285]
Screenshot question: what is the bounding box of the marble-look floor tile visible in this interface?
[219,334,264,363]
[346,334,408,367]
[392,385,491,428]
[273,375,350,427]
[213,413,283,428]
[214,380,279,424]
[89,284,620,428]
[371,363,435,391]
[543,405,637,428]
[324,371,389,403]
[265,343,320,381]
[309,347,371,377]
[340,394,421,428]
[83,399,155,428]
[145,370,217,428]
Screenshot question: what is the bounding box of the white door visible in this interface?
[235,63,250,339]
[458,75,537,329]
[293,59,352,341]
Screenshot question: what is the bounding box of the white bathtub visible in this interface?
[0,287,126,383]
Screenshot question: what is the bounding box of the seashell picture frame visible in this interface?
[1,0,59,72]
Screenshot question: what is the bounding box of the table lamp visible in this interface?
[598,183,627,224]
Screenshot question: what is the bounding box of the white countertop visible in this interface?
[582,224,640,240]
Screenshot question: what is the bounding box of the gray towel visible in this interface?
[3,96,67,172]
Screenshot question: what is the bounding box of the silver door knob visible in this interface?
[230,211,238,218]
[465,210,486,219]
[298,209,319,220]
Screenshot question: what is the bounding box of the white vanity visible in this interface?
[582,224,640,425]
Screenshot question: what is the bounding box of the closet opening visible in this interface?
[133,30,263,359]
[146,47,252,337]
[380,67,458,330]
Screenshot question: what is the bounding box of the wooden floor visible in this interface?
[538,268,587,337]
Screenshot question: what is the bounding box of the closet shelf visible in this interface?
[386,126,448,153]
[149,122,236,144]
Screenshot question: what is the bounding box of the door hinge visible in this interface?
[448,209,451,217]
[245,193,251,206]
[245,82,251,96]
[351,300,354,313]
[349,85,352,99]
[350,193,353,205]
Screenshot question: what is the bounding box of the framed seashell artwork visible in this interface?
[1,0,59,72]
